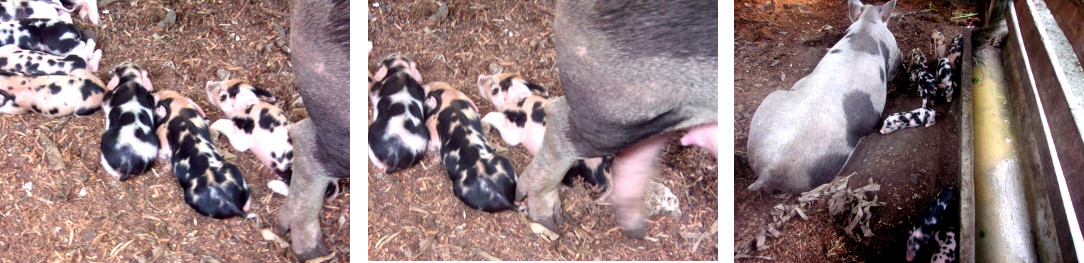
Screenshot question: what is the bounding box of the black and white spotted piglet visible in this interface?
[368,54,428,173]
[154,90,255,219]
[476,73,549,111]
[906,187,956,262]
[0,68,105,117]
[478,77,612,195]
[0,0,72,23]
[880,108,936,134]
[930,230,958,263]
[907,48,935,102]
[935,58,955,103]
[206,79,295,196]
[205,78,275,114]
[425,82,517,212]
[916,71,939,108]
[0,18,99,62]
[100,62,158,181]
[946,34,963,69]
[0,44,96,74]
[907,48,928,74]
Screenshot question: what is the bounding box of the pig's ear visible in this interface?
[235,91,259,109]
[848,0,863,22]
[880,0,896,23]
[372,65,388,82]
[155,104,168,121]
[408,61,423,83]
[106,75,120,90]
[250,86,276,102]
[507,85,532,104]
[141,70,154,92]
[425,95,438,110]
[190,101,207,117]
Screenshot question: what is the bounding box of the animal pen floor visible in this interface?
[367,0,719,260]
[734,0,977,261]
[0,0,349,261]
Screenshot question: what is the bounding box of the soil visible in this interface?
[368,0,718,260]
[734,0,978,261]
[0,0,349,261]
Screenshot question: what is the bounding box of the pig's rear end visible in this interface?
[553,0,718,157]
[746,89,859,193]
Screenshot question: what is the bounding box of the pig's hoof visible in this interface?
[294,242,331,262]
[621,226,647,239]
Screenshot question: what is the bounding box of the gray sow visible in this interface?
[516,0,718,239]
[746,0,901,193]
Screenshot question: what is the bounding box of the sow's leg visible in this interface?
[279,119,336,260]
[279,0,349,260]
[613,132,673,238]
[517,97,579,231]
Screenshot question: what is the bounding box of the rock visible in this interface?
[430,1,449,23]
[144,7,166,25]
[37,130,65,171]
[158,8,176,28]
[410,0,441,21]
[644,181,681,217]
[216,68,231,81]
[488,63,502,75]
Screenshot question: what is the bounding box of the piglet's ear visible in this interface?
[155,105,168,120]
[141,70,154,91]
[106,75,120,90]
[425,96,438,110]
[372,66,389,82]
[235,91,259,109]
[191,102,207,117]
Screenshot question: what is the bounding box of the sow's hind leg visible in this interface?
[516,98,580,231]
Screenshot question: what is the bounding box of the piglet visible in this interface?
[154,90,255,219]
[482,93,613,195]
[930,230,958,263]
[478,73,612,194]
[425,82,517,212]
[206,79,276,114]
[0,45,97,74]
[915,70,938,108]
[935,58,955,103]
[0,0,72,23]
[906,187,956,262]
[100,62,158,180]
[927,31,945,58]
[368,54,428,173]
[907,48,928,81]
[0,68,106,117]
[931,31,946,59]
[880,108,936,134]
[206,80,296,196]
[476,73,549,111]
[946,34,963,69]
[0,18,99,61]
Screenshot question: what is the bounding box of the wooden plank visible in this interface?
[1011,0,1084,260]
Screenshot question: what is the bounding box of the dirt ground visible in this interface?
[734,0,976,261]
[368,0,718,260]
[0,0,349,261]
